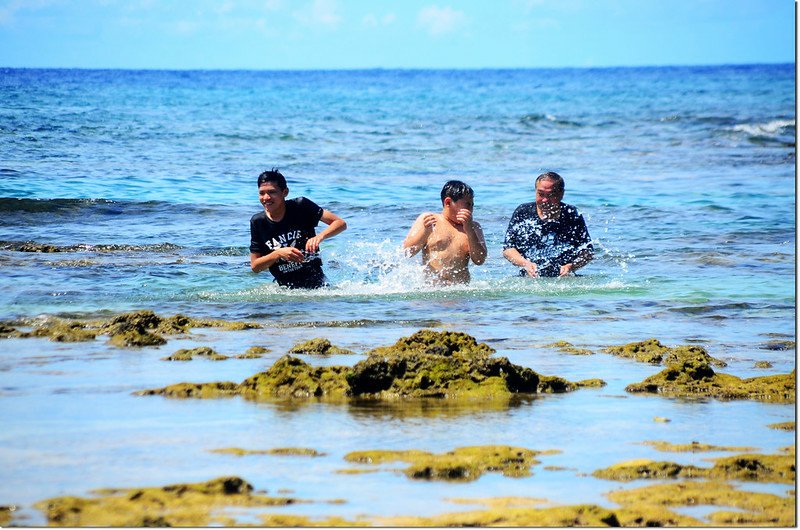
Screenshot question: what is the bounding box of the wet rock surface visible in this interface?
[211,447,326,457]
[161,346,229,361]
[138,330,601,401]
[625,358,795,402]
[0,310,261,348]
[605,338,727,367]
[34,476,298,527]
[343,445,555,482]
[592,450,795,484]
[288,338,356,355]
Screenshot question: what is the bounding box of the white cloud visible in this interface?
[362,12,395,28]
[294,0,341,28]
[417,5,465,36]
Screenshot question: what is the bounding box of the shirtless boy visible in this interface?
[402,180,487,285]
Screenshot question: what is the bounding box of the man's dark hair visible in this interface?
[257,168,287,190]
[535,171,565,193]
[440,180,474,204]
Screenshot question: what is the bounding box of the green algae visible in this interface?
[754,360,774,368]
[34,476,299,527]
[161,346,229,361]
[381,504,628,527]
[236,346,271,359]
[592,450,795,484]
[546,340,594,355]
[136,381,239,399]
[211,447,326,457]
[641,440,758,453]
[606,480,795,527]
[605,338,727,367]
[139,330,602,403]
[259,514,366,527]
[288,338,356,355]
[343,445,556,482]
[768,421,795,431]
[0,310,261,348]
[626,358,795,403]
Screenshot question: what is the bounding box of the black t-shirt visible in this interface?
[503,202,592,277]
[249,197,326,288]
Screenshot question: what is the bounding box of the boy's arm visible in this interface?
[402,213,436,257]
[467,221,487,265]
[250,248,304,273]
[305,210,347,253]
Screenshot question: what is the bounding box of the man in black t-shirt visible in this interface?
[249,169,347,289]
[503,172,593,277]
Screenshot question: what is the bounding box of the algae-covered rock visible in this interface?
[606,480,795,527]
[288,338,356,355]
[605,338,727,367]
[626,359,795,403]
[381,504,625,527]
[136,381,239,399]
[18,319,99,342]
[139,330,603,403]
[754,360,774,369]
[0,505,17,526]
[641,440,758,453]
[34,476,297,527]
[768,421,795,431]
[238,355,352,399]
[237,346,271,359]
[161,346,229,361]
[593,451,795,484]
[102,310,167,347]
[366,329,496,358]
[211,447,325,457]
[760,339,795,351]
[546,340,594,355]
[344,445,554,482]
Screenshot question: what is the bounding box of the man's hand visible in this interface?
[455,209,473,228]
[276,246,305,263]
[305,236,323,253]
[559,263,574,277]
[422,213,438,229]
[523,261,538,277]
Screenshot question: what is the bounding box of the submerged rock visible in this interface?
[592,450,795,484]
[34,476,297,527]
[236,346,271,359]
[641,440,757,453]
[546,340,594,355]
[605,338,727,367]
[211,447,326,457]
[138,330,602,402]
[606,480,795,527]
[288,338,356,355]
[626,358,795,403]
[161,346,229,361]
[343,445,554,482]
[767,421,795,431]
[16,319,99,342]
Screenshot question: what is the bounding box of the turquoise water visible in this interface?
[0,65,795,524]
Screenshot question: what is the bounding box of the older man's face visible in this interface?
[535,179,563,216]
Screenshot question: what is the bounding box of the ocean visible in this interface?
[0,65,795,524]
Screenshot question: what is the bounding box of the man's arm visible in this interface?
[456,210,487,265]
[402,213,436,257]
[250,247,304,273]
[559,248,593,276]
[503,247,538,277]
[305,210,347,253]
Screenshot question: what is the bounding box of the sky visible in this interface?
[0,0,794,70]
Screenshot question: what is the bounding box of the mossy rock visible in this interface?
[211,447,325,457]
[606,338,727,367]
[754,360,773,369]
[288,338,356,355]
[136,381,239,399]
[383,504,627,527]
[17,320,99,342]
[546,341,594,355]
[606,480,795,526]
[626,359,795,402]
[767,421,795,431]
[34,476,297,527]
[139,330,603,402]
[760,339,795,351]
[593,451,795,484]
[344,445,552,482]
[641,440,757,453]
[161,347,229,361]
[365,329,496,358]
[237,355,352,399]
[237,346,271,359]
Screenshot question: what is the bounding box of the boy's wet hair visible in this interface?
[257,168,287,190]
[535,171,565,193]
[440,180,474,204]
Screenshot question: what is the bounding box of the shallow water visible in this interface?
[0,65,795,524]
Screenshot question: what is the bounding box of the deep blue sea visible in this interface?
[0,65,795,524]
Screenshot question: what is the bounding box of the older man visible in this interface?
[503,171,593,277]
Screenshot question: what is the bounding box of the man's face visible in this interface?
[444,196,473,222]
[535,179,563,214]
[258,182,288,214]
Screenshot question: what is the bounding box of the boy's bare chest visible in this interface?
[427,223,468,253]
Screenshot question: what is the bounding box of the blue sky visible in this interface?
[0,0,794,69]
